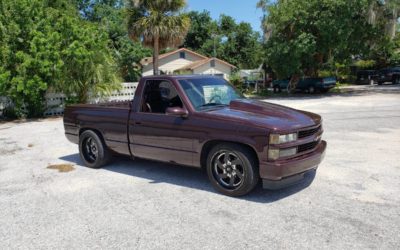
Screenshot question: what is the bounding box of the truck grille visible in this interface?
[298,126,321,139]
[298,141,319,153]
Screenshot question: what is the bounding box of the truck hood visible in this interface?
[205,99,321,131]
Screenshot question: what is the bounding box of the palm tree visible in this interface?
[127,0,190,75]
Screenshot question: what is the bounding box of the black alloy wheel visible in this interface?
[206,143,259,196]
[79,130,111,168]
[212,151,245,189]
[82,137,98,163]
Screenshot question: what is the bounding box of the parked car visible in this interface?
[64,75,326,196]
[271,78,290,92]
[242,79,265,89]
[272,77,337,93]
[376,67,400,85]
[356,70,377,85]
[242,79,256,88]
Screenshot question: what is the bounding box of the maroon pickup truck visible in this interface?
[64,75,326,196]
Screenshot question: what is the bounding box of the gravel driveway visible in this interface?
[1,85,399,249]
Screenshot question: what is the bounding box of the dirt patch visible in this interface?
[0,139,22,155]
[0,148,21,155]
[47,164,75,173]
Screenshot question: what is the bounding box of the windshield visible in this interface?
[178,77,243,111]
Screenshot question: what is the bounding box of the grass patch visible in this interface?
[336,82,353,87]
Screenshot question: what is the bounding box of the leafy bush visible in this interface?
[0,0,121,118]
[259,0,378,80]
[354,60,376,69]
[229,73,243,90]
[318,70,334,77]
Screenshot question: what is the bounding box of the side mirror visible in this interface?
[165,107,189,118]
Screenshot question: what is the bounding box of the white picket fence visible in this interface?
[0,96,13,117]
[0,82,138,118]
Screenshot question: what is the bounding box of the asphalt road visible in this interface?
[1,85,399,249]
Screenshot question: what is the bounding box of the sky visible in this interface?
[186,0,264,33]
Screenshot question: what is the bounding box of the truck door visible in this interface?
[128,79,195,166]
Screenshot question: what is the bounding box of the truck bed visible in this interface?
[63,101,132,155]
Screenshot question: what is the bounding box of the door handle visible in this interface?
[134,121,142,125]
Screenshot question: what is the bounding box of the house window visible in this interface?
[179,51,185,59]
[210,59,215,67]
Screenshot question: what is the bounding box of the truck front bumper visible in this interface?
[260,140,327,190]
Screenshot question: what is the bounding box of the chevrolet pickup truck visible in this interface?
[64,75,326,196]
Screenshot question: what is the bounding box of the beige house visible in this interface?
[140,48,236,79]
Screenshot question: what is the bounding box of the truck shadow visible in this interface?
[60,153,316,203]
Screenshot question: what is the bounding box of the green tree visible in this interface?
[183,10,217,50]
[76,0,152,82]
[183,11,263,69]
[391,30,400,64]
[365,0,400,66]
[56,16,121,103]
[0,0,120,117]
[257,0,375,86]
[220,21,263,69]
[127,0,190,75]
[367,0,400,40]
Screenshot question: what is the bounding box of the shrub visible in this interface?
[229,73,243,90]
[354,60,376,69]
[0,0,121,118]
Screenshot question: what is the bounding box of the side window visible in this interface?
[141,80,183,113]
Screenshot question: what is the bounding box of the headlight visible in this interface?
[268,147,297,160]
[269,133,298,144]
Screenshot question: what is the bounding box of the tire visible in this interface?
[273,86,281,93]
[308,86,315,94]
[79,130,111,168]
[393,76,400,85]
[377,81,383,85]
[206,143,259,196]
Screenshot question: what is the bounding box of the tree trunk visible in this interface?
[288,74,300,93]
[386,8,398,40]
[153,35,160,75]
[78,83,89,103]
